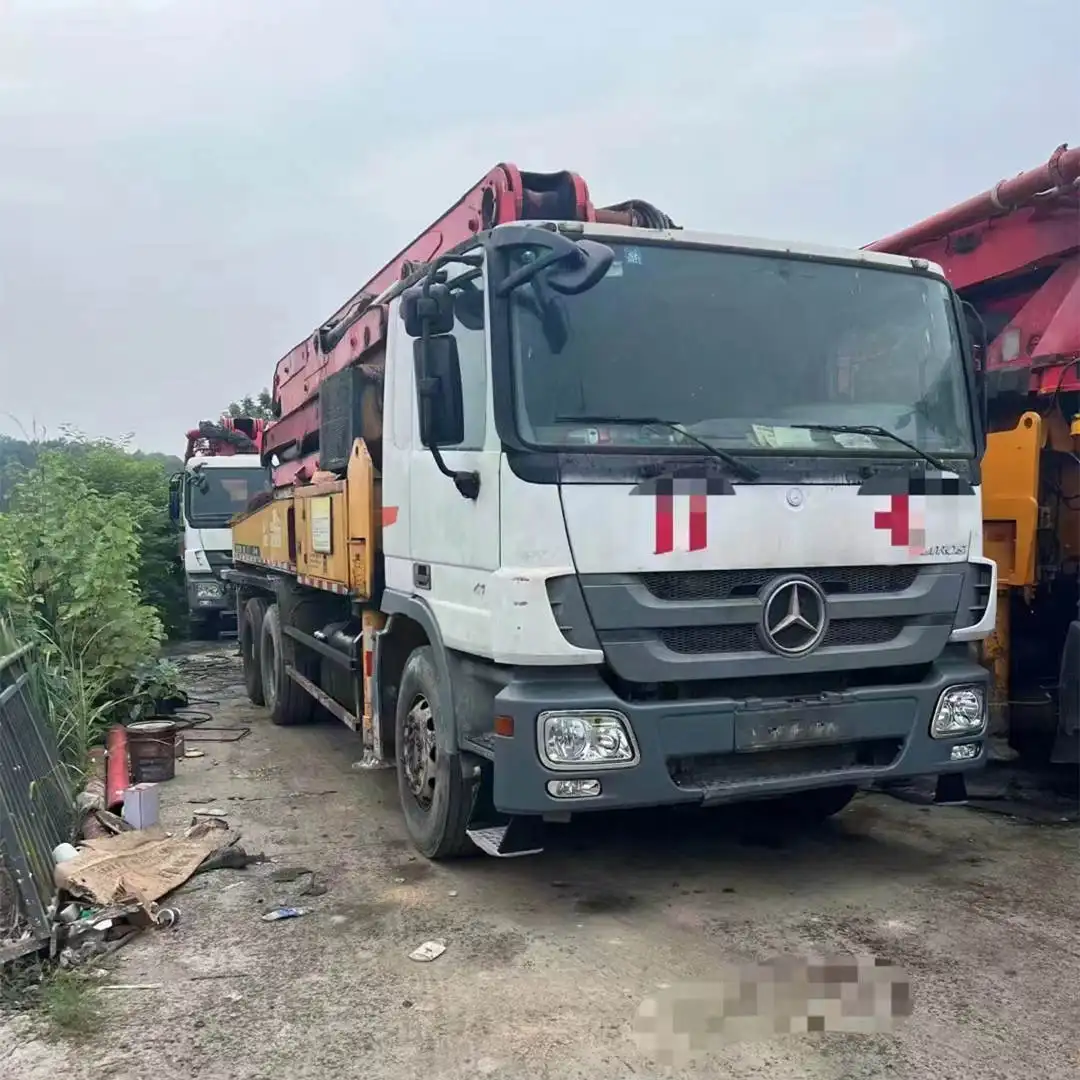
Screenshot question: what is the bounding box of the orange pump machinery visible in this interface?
[868,144,1080,763]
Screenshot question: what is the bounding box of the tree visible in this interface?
[0,433,186,636]
[0,450,164,689]
[225,389,275,420]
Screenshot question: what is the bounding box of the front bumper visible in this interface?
[186,576,235,618]
[491,656,990,815]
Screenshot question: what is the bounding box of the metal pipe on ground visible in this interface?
[105,725,129,811]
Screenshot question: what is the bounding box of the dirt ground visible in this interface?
[2,640,1078,1080]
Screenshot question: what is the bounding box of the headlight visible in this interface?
[930,685,986,738]
[538,710,636,769]
[195,580,223,599]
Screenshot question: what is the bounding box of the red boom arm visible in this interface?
[262,163,672,486]
[867,144,1080,397]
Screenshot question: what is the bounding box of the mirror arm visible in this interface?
[423,439,480,500]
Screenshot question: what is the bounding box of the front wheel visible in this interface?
[395,646,475,859]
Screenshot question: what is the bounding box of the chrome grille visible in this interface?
[641,565,918,602]
[659,618,904,655]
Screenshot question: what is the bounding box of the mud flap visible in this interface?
[465,764,544,857]
[933,772,968,805]
[466,818,545,858]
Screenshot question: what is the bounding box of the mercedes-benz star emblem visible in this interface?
[760,577,828,656]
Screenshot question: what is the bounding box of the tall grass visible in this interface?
[0,615,118,790]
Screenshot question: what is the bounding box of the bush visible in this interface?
[0,442,180,773]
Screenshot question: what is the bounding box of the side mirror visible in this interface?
[491,227,615,297]
[545,239,615,295]
[401,282,454,338]
[168,473,182,522]
[414,335,464,447]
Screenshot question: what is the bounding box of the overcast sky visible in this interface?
[1,0,1077,456]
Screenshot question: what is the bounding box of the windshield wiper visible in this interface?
[554,414,760,481]
[787,423,950,473]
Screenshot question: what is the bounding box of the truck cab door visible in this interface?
[383,268,501,658]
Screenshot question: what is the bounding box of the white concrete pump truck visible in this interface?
[225,164,997,859]
[170,419,272,639]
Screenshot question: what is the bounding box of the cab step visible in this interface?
[466,818,544,858]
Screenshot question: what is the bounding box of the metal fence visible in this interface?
[0,642,74,941]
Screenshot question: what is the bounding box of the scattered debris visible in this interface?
[184,749,206,759]
[122,783,161,830]
[262,907,307,922]
[448,890,459,898]
[101,983,163,991]
[409,941,446,963]
[76,777,107,814]
[56,904,80,924]
[265,865,327,896]
[94,810,132,835]
[151,905,180,928]
[269,866,313,884]
[197,845,266,873]
[192,808,228,818]
[53,821,234,911]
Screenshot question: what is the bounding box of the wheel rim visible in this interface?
[402,693,437,810]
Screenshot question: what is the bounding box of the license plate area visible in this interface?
[733,699,910,753]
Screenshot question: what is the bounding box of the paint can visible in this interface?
[126,719,178,784]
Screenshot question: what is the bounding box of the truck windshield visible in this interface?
[507,242,975,459]
[185,467,271,527]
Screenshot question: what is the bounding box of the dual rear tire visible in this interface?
[238,608,474,857]
[239,598,312,726]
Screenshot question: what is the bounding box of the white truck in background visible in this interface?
[169,420,271,639]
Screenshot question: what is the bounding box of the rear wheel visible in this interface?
[260,603,314,726]
[395,646,474,859]
[772,785,858,821]
[240,597,268,705]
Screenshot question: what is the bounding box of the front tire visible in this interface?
[260,603,314,726]
[240,597,267,706]
[395,646,474,859]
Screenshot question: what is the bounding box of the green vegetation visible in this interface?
[0,959,107,1040]
[0,431,186,778]
[38,969,103,1039]
[225,388,275,420]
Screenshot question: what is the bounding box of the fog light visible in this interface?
[538,710,636,769]
[950,742,981,761]
[930,685,986,738]
[546,778,602,799]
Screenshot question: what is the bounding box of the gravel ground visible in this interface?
[1,641,1077,1079]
